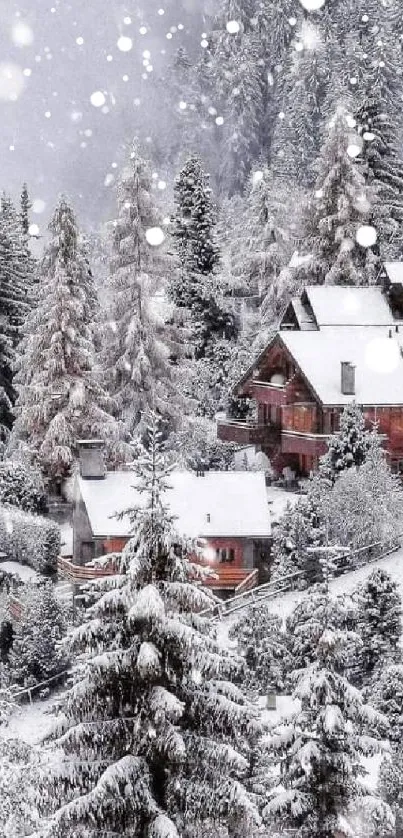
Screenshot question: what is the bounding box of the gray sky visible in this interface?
[0,0,212,230]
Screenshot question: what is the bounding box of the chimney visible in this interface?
[341,362,355,396]
[77,440,106,480]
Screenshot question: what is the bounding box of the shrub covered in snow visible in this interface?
[0,459,47,515]
[0,505,60,574]
[354,569,402,685]
[8,581,68,688]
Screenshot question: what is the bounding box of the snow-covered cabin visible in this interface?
[73,443,272,594]
[218,276,403,478]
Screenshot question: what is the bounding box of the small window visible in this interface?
[220,549,228,563]
[229,548,235,563]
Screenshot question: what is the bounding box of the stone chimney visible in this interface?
[77,440,106,479]
[341,362,355,396]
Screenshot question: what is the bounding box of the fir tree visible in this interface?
[104,147,178,437]
[36,414,260,837]
[292,106,378,288]
[265,576,392,838]
[371,664,403,747]
[354,569,402,686]
[170,155,236,359]
[230,607,288,695]
[270,494,327,587]
[12,198,121,483]
[0,459,47,514]
[20,182,31,238]
[0,738,39,837]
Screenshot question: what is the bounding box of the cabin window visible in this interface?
[217,548,235,563]
[391,459,403,475]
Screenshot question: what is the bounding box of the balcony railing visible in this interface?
[248,380,287,406]
[281,430,329,457]
[217,418,281,446]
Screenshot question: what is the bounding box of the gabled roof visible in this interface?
[301,286,398,327]
[281,326,403,406]
[78,471,271,539]
[384,262,403,285]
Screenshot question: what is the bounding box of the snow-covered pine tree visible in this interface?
[104,147,178,438]
[20,182,31,238]
[357,97,403,261]
[319,402,374,480]
[272,18,330,189]
[230,607,288,696]
[265,576,392,838]
[270,493,327,587]
[12,198,121,483]
[0,738,39,837]
[291,105,378,289]
[0,459,47,514]
[8,581,68,688]
[371,664,403,747]
[37,413,260,838]
[169,155,236,360]
[354,569,402,686]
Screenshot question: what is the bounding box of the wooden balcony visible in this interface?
[248,380,287,406]
[281,430,329,457]
[217,419,281,446]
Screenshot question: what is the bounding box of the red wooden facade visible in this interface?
[218,335,403,478]
[88,535,259,593]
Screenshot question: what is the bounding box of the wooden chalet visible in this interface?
[72,442,272,595]
[218,269,403,478]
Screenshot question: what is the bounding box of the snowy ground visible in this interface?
[0,561,39,583]
[2,692,57,745]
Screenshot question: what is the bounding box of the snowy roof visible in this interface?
[281,325,403,406]
[384,262,403,285]
[304,286,398,327]
[78,471,271,539]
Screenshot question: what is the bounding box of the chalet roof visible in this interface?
[281,325,403,406]
[300,286,397,327]
[384,262,403,285]
[78,471,271,539]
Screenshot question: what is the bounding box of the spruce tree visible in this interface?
[354,569,402,686]
[104,147,178,437]
[291,106,378,288]
[20,182,31,238]
[170,156,236,359]
[12,198,120,483]
[371,664,403,747]
[270,494,326,587]
[37,414,260,837]
[230,607,288,695]
[264,576,392,838]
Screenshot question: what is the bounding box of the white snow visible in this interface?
[304,286,397,327]
[78,471,271,539]
[384,262,403,285]
[266,487,299,525]
[3,693,57,745]
[0,561,39,583]
[59,522,73,558]
[281,325,403,405]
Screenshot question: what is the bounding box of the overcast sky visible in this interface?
[0,0,213,231]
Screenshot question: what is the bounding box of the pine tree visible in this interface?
[371,664,403,747]
[8,582,68,688]
[354,569,402,686]
[169,156,236,359]
[0,738,39,837]
[291,106,378,288]
[264,577,392,838]
[12,198,120,483]
[270,494,326,587]
[357,97,403,261]
[37,414,260,837]
[20,183,31,238]
[104,147,178,437]
[319,402,374,480]
[230,607,288,695]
